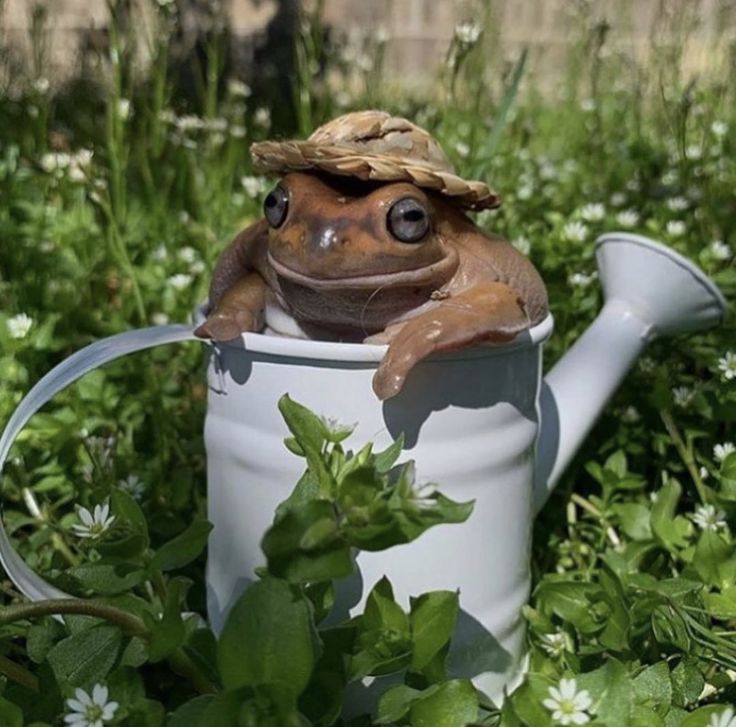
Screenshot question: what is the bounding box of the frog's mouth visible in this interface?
[267,246,458,290]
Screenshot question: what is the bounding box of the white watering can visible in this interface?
[0,232,727,704]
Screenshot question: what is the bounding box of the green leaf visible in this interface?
[612,503,653,541]
[374,434,405,473]
[633,663,672,715]
[151,519,213,572]
[671,659,704,707]
[0,697,23,727]
[408,679,479,727]
[110,489,150,546]
[26,618,65,664]
[678,705,733,727]
[534,581,602,633]
[704,585,736,619]
[376,684,423,723]
[167,696,216,727]
[262,499,353,583]
[218,577,319,704]
[64,563,145,596]
[576,659,634,725]
[278,395,336,497]
[47,624,123,689]
[651,479,692,552]
[409,590,459,674]
[144,577,188,662]
[692,531,736,589]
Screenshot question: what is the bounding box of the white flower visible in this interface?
[579,203,605,222]
[709,707,736,727]
[621,406,640,423]
[33,77,50,94]
[639,357,656,373]
[543,678,592,725]
[666,196,689,211]
[710,240,732,260]
[568,271,598,288]
[685,144,702,160]
[666,220,686,237]
[241,175,268,198]
[117,98,131,120]
[454,21,482,45]
[176,115,205,132]
[253,107,271,129]
[41,152,71,173]
[71,502,115,539]
[190,260,206,275]
[177,246,198,264]
[118,474,145,500]
[152,244,167,261]
[718,351,736,380]
[539,162,557,181]
[539,631,570,658]
[610,192,627,207]
[517,184,533,200]
[454,141,470,158]
[6,313,33,339]
[227,79,251,98]
[711,121,729,138]
[662,169,678,185]
[151,312,169,326]
[204,117,228,133]
[562,221,588,243]
[230,125,246,139]
[65,684,118,727]
[512,236,531,255]
[615,209,639,227]
[168,273,192,291]
[672,386,693,407]
[714,442,736,462]
[700,466,710,481]
[692,503,727,532]
[580,98,596,112]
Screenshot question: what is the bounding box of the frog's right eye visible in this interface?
[264,186,289,228]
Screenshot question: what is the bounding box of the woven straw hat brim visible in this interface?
[251,140,501,211]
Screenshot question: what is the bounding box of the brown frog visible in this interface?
[195,111,548,400]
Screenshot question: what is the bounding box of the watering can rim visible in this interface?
[595,231,729,319]
[193,304,555,363]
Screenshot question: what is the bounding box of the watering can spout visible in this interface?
[534,232,728,511]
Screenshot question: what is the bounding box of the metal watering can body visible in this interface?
[0,232,727,704]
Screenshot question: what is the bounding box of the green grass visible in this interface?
[0,1,735,725]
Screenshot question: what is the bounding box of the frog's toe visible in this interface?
[194,309,255,341]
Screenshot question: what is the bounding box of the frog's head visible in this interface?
[264,171,459,288]
[250,110,501,338]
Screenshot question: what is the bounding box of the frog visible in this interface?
[194,111,548,400]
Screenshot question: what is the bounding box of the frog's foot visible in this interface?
[194,272,266,341]
[372,282,530,400]
[194,308,258,341]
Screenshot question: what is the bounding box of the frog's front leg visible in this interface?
[194,272,267,341]
[371,282,530,400]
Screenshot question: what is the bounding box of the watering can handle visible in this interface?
[0,324,200,603]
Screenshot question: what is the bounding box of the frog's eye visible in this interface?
[264,186,289,228]
[387,198,429,243]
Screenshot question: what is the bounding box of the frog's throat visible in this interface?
[267,246,459,290]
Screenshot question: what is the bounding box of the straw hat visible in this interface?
[250,110,500,211]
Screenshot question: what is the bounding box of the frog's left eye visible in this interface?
[264,185,289,228]
[387,198,429,243]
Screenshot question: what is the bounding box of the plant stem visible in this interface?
[0,599,147,637]
[0,654,38,692]
[660,410,708,503]
[0,599,217,694]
